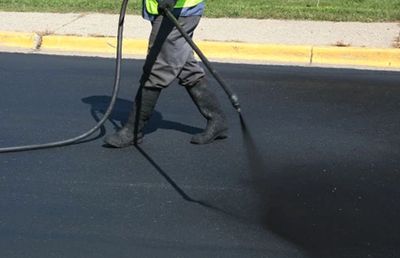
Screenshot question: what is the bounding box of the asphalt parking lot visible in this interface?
[1,53,400,257]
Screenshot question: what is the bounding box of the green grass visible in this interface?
[0,0,399,21]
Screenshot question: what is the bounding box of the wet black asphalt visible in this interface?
[1,52,400,257]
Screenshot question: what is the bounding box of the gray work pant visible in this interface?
[140,15,205,89]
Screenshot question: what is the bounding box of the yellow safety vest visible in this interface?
[145,0,204,15]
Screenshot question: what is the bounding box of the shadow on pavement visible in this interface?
[82,95,246,220]
[135,145,252,223]
[81,95,203,135]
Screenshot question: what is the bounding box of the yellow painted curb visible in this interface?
[0,31,36,49]
[313,47,400,68]
[39,34,312,63]
[41,35,148,55]
[197,42,311,63]
[2,31,400,69]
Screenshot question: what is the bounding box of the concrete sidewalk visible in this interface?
[0,11,400,69]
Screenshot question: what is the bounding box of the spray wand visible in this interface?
[162,8,241,113]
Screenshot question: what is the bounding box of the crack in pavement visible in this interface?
[53,13,87,33]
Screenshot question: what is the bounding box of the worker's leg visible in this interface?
[103,86,161,147]
[140,15,202,89]
[104,15,202,147]
[178,53,228,144]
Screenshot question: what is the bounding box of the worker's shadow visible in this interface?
[82,95,245,219]
[81,95,203,136]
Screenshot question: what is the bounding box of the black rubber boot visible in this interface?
[104,87,161,147]
[186,79,228,144]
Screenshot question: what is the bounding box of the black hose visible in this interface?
[0,0,130,153]
[163,9,241,113]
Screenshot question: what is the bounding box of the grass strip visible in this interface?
[0,0,399,21]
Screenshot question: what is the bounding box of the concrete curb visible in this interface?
[1,31,400,69]
[0,31,39,49]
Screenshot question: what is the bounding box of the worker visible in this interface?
[104,0,228,147]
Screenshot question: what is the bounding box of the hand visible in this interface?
[157,0,177,12]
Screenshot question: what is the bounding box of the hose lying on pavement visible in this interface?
[0,0,129,153]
